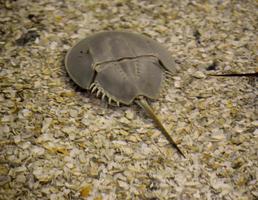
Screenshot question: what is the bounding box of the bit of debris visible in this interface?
[206,61,218,71]
[193,29,201,44]
[16,30,39,46]
[192,71,206,79]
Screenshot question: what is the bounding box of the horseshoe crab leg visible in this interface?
[136,97,186,158]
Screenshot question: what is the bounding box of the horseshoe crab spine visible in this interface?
[136,97,186,158]
[90,82,118,105]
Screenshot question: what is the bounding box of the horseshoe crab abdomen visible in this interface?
[95,56,164,105]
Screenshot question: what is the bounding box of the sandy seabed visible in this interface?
[0,0,257,199]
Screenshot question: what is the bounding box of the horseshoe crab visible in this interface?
[65,31,185,157]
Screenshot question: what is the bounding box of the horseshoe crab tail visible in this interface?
[136,97,186,158]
